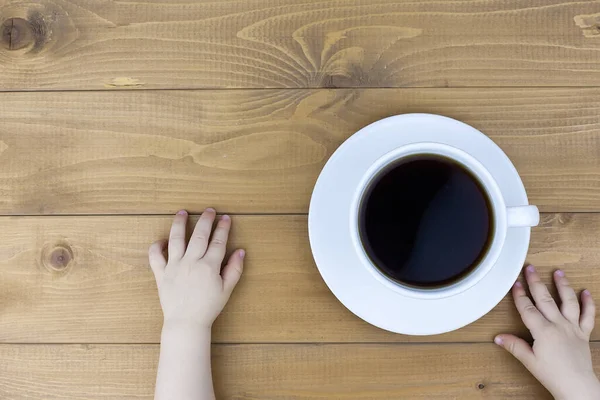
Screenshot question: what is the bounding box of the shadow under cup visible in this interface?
[357,153,495,290]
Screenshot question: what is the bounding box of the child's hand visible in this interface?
[148,209,245,332]
[495,265,600,400]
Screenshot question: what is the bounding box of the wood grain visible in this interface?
[1,88,600,214]
[0,213,598,344]
[1,0,600,90]
[2,343,587,399]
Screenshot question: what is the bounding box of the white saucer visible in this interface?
[308,114,531,335]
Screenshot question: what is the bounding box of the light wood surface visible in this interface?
[4,342,594,399]
[0,213,597,344]
[1,88,600,214]
[1,0,600,90]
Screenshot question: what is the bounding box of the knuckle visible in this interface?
[193,234,209,243]
[211,237,226,246]
[538,293,555,304]
[523,303,539,314]
[232,264,243,275]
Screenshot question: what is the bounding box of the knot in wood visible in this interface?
[1,18,34,51]
[42,243,74,273]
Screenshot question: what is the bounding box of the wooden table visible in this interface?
[1,0,600,398]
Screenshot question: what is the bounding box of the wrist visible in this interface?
[161,320,212,341]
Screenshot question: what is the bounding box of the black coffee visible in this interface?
[358,155,493,288]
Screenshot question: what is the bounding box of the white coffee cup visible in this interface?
[309,113,539,334]
[349,142,540,300]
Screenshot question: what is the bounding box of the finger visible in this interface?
[168,210,189,261]
[494,334,536,370]
[580,289,596,336]
[148,239,168,281]
[186,208,217,259]
[204,215,232,266]
[222,249,245,295]
[525,265,562,322]
[513,281,548,333]
[554,269,580,324]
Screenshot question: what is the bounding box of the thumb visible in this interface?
[495,334,536,370]
[222,249,245,295]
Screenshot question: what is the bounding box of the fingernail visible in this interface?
[583,289,591,296]
[514,281,523,288]
[526,265,535,273]
[221,214,231,221]
[205,207,215,213]
[239,249,246,259]
[494,336,503,345]
[555,269,565,277]
[177,210,187,215]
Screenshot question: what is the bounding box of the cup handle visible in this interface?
[507,205,540,228]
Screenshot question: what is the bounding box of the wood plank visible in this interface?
[2,343,586,399]
[1,0,600,90]
[1,213,599,344]
[1,88,600,214]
